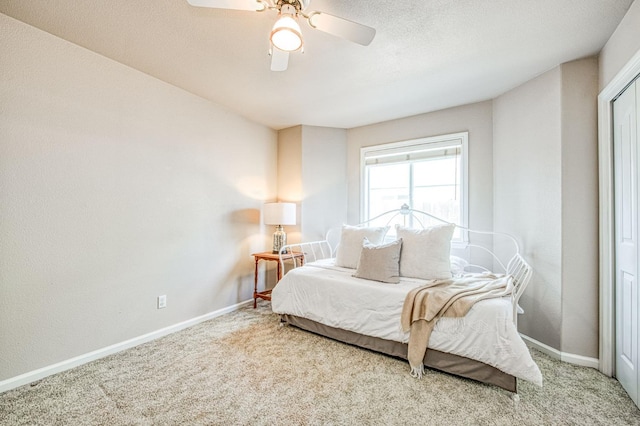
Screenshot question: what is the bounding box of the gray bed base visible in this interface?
[281,314,517,393]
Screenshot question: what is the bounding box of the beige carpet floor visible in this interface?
[1,302,640,425]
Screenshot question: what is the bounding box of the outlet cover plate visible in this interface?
[157,295,167,309]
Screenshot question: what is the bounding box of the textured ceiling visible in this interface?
[0,0,634,130]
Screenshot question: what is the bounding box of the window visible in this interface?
[361,132,468,241]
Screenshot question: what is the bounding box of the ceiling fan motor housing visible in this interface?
[274,0,309,13]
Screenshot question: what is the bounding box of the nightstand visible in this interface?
[252,251,305,308]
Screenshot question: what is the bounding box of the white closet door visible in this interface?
[615,79,639,406]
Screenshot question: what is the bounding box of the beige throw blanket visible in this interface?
[400,273,514,378]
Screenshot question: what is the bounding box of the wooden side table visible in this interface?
[252,251,305,308]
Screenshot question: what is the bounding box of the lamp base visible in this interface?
[272,225,287,254]
[272,249,290,254]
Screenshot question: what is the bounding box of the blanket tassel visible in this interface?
[410,364,425,379]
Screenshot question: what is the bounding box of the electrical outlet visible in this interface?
[157,295,167,309]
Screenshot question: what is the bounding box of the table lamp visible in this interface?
[264,202,296,254]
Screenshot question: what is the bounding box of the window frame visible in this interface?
[360,132,469,242]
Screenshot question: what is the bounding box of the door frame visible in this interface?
[599,49,640,376]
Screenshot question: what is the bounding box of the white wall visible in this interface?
[560,58,599,357]
[0,14,277,381]
[276,125,348,243]
[599,0,640,90]
[277,126,303,203]
[276,125,303,243]
[493,58,599,358]
[300,126,348,242]
[493,68,563,349]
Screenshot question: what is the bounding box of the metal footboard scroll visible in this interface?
[507,253,532,328]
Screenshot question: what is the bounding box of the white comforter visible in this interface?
[271,259,542,386]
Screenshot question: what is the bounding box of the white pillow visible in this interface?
[450,255,469,276]
[396,224,455,280]
[335,225,389,269]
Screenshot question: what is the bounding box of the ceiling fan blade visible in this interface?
[307,12,375,46]
[270,48,289,72]
[186,0,266,12]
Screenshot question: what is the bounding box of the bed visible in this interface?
[271,205,542,394]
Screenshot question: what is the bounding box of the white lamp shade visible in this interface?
[264,202,296,225]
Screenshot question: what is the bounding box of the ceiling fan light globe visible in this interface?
[270,15,303,52]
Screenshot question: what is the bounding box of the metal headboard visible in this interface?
[360,204,522,272]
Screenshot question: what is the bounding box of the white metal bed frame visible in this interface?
[278,204,532,328]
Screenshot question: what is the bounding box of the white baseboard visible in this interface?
[0,299,253,394]
[520,334,599,369]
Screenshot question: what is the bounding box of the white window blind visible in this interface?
[363,144,461,166]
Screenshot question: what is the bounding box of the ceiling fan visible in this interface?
[187,0,376,71]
